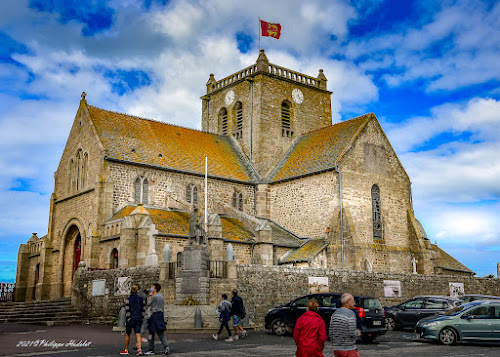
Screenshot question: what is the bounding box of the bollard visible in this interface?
[242,307,250,328]
[118,306,127,327]
[194,306,203,328]
[112,306,127,333]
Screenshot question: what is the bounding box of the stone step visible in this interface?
[0,305,77,315]
[0,298,71,306]
[2,315,85,323]
[0,309,80,319]
[0,298,84,325]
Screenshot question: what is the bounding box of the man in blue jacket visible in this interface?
[121,285,146,355]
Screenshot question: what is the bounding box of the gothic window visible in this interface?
[219,108,228,135]
[232,191,243,211]
[75,149,82,190]
[134,176,148,204]
[234,101,243,139]
[186,184,198,205]
[69,149,88,193]
[281,100,293,137]
[111,248,118,269]
[372,185,382,240]
[238,192,243,211]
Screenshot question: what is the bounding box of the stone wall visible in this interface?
[107,161,255,217]
[72,264,500,329]
[236,265,500,327]
[72,265,162,317]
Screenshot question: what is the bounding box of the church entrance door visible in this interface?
[62,225,82,297]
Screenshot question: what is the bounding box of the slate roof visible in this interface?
[431,244,475,275]
[279,238,328,264]
[267,114,370,182]
[415,219,429,240]
[266,220,303,248]
[109,205,254,242]
[87,105,259,182]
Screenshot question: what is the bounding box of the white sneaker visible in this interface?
[241,330,248,338]
[212,334,218,340]
[225,337,233,342]
[233,335,239,340]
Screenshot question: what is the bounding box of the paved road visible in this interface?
[1,323,500,356]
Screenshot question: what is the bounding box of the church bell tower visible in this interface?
[201,50,333,177]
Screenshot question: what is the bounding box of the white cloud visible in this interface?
[344,1,500,92]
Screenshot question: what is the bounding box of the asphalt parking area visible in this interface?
[1,324,500,357]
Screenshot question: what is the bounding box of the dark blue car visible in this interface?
[265,293,386,342]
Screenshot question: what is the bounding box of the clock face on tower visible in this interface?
[225,90,235,106]
[292,88,304,104]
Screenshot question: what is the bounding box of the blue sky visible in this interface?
[1,0,499,282]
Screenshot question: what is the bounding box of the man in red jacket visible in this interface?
[293,298,328,357]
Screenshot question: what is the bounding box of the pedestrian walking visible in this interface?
[144,283,171,355]
[120,284,146,355]
[213,293,233,342]
[293,298,327,357]
[137,286,150,346]
[230,289,248,340]
[329,293,360,357]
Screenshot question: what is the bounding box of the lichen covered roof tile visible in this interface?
[268,115,370,182]
[88,105,257,182]
[110,205,254,241]
[280,238,328,263]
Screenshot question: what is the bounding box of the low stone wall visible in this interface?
[72,265,162,318]
[72,264,500,328]
[236,265,500,326]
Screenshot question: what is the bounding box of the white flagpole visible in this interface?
[204,156,208,234]
[258,17,261,51]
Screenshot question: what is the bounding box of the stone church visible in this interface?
[15,50,473,301]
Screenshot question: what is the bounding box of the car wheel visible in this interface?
[385,316,396,331]
[361,334,377,343]
[271,318,287,336]
[439,327,457,345]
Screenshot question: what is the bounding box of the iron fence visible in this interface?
[167,262,179,279]
[209,261,227,278]
[0,283,15,302]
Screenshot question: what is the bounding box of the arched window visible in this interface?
[176,252,183,269]
[234,101,243,139]
[75,149,83,190]
[238,192,243,211]
[281,100,293,137]
[186,184,198,205]
[232,191,243,211]
[69,158,75,193]
[82,153,88,188]
[111,248,119,269]
[372,185,382,240]
[134,176,148,204]
[219,108,228,135]
[69,149,88,193]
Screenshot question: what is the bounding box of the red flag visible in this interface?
[260,19,281,39]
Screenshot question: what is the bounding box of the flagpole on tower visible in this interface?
[258,17,261,51]
[204,156,208,235]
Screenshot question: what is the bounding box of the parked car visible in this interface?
[458,294,500,303]
[265,293,386,342]
[415,300,500,345]
[384,296,460,330]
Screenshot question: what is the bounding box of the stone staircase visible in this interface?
[0,298,87,325]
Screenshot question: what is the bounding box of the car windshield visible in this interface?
[362,298,382,310]
[442,302,479,316]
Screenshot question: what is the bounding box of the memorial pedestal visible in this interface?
[175,245,210,305]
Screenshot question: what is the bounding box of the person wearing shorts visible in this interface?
[121,285,146,355]
[231,289,247,339]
